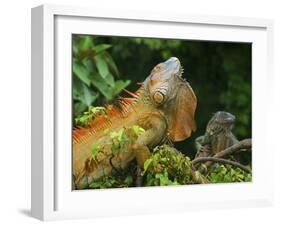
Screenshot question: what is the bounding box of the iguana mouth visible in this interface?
[163,57,181,76]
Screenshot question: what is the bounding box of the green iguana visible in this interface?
[195,111,238,158]
[73,57,197,189]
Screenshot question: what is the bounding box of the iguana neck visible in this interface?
[206,131,235,154]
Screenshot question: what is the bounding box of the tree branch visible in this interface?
[192,157,251,173]
[213,138,252,158]
[192,139,252,173]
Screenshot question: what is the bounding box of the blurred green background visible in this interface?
[72,35,252,159]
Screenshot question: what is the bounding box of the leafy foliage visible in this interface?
[207,163,252,183]
[91,125,145,158]
[72,35,130,117]
[89,175,133,189]
[74,106,108,127]
[86,144,252,189]
[142,145,192,186]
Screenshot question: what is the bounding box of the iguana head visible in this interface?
[206,111,236,136]
[143,57,197,142]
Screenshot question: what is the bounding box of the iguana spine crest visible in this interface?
[73,87,145,145]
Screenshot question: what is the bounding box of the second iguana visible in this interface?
[195,111,239,158]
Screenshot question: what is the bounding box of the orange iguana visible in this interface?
[73,57,197,189]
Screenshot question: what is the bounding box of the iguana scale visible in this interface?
[73,57,197,189]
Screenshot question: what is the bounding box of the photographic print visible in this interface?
[72,35,252,190]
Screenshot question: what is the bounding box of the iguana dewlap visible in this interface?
[73,57,197,189]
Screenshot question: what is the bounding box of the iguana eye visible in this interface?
[153,91,165,104]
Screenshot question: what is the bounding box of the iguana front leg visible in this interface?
[133,113,167,167]
[132,114,167,186]
[195,136,211,158]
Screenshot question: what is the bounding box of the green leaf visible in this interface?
[143,158,153,172]
[91,72,113,100]
[93,44,112,55]
[245,174,252,182]
[77,36,93,51]
[89,106,107,116]
[83,58,114,94]
[104,72,115,87]
[91,142,99,157]
[132,125,145,136]
[124,176,133,186]
[103,52,120,77]
[73,77,99,107]
[95,55,109,79]
[82,84,94,106]
[73,102,87,117]
[73,60,91,86]
[72,45,78,56]
[111,140,120,154]
[110,128,124,139]
[155,171,174,186]
[112,80,131,96]
[89,181,102,189]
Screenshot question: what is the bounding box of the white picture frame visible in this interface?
[31,4,274,221]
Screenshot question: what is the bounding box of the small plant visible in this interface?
[207,163,252,183]
[91,125,145,157]
[89,175,134,189]
[74,106,108,127]
[142,145,192,186]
